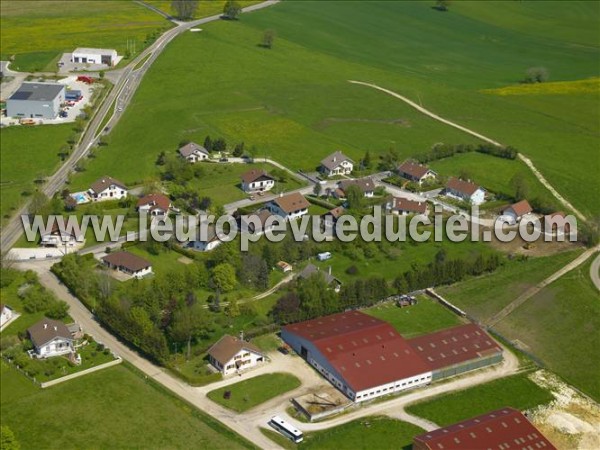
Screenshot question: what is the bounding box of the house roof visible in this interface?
[272,192,310,214]
[390,197,428,214]
[241,169,274,184]
[207,335,263,366]
[339,177,376,194]
[413,407,557,450]
[90,176,127,194]
[178,142,209,158]
[298,264,340,286]
[320,151,353,171]
[241,209,276,232]
[28,318,72,348]
[398,160,434,180]
[102,251,152,272]
[73,47,117,55]
[505,199,533,217]
[45,219,83,239]
[9,82,64,102]
[325,206,345,220]
[283,311,431,392]
[407,323,502,370]
[446,177,481,197]
[137,193,171,211]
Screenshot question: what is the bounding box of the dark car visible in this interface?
[278,346,290,355]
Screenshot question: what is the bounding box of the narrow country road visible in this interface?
[487,246,600,327]
[589,252,600,292]
[347,80,588,222]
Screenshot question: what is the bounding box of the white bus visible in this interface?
[269,416,303,443]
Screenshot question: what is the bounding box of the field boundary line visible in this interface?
[39,357,122,388]
[347,80,587,222]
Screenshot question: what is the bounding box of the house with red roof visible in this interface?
[444,177,485,205]
[413,407,556,450]
[137,193,171,217]
[397,160,437,184]
[385,197,429,217]
[502,199,533,223]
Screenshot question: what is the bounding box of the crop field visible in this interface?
[495,256,600,401]
[75,1,598,218]
[0,1,171,72]
[0,362,253,449]
[405,372,554,427]
[364,295,465,339]
[146,1,259,20]
[0,124,72,223]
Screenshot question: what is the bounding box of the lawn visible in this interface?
[0,1,171,72]
[437,249,584,323]
[300,416,424,450]
[125,242,187,276]
[495,256,600,401]
[76,0,598,218]
[0,361,253,449]
[364,295,464,339]
[405,372,554,427]
[251,333,281,352]
[207,372,301,412]
[0,124,72,223]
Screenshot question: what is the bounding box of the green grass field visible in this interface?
[0,362,253,449]
[405,372,554,427]
[495,256,600,401]
[300,416,424,450]
[364,296,464,339]
[146,1,259,21]
[207,372,301,412]
[74,1,598,217]
[0,1,171,72]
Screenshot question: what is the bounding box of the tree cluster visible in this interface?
[414,142,518,164]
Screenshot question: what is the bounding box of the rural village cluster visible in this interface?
[0,3,597,450]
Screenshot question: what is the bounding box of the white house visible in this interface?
[386,197,429,217]
[336,177,376,198]
[40,221,84,247]
[397,160,437,184]
[188,225,223,252]
[88,176,128,202]
[240,169,275,193]
[207,334,265,376]
[179,142,210,163]
[71,48,118,67]
[445,177,485,205]
[137,193,171,217]
[320,151,354,177]
[268,192,310,221]
[502,199,533,223]
[28,318,74,358]
[0,304,14,328]
[102,251,153,279]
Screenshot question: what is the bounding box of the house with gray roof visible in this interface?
[7,82,65,119]
[28,318,74,358]
[319,151,354,177]
[178,142,210,163]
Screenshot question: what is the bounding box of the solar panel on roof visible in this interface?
[11,91,32,100]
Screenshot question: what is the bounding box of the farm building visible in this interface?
[71,48,118,66]
[282,311,502,403]
[6,82,65,119]
[413,407,556,450]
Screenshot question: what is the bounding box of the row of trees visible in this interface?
[414,142,518,164]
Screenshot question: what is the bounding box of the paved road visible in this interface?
[0,0,281,254]
[589,251,600,292]
[487,245,600,327]
[347,80,588,223]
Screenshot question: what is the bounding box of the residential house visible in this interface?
[502,199,533,223]
[239,209,277,235]
[40,221,84,247]
[444,177,485,205]
[207,334,265,376]
[397,160,437,184]
[102,251,153,278]
[137,193,171,217]
[386,197,429,217]
[336,177,376,199]
[189,225,223,252]
[297,264,342,293]
[179,142,210,163]
[322,206,345,225]
[0,304,14,328]
[28,318,74,358]
[319,151,354,177]
[277,261,293,273]
[88,176,128,202]
[240,169,275,193]
[268,192,310,221]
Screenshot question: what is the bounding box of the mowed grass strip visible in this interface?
[0,362,253,450]
[364,296,464,339]
[406,373,554,427]
[301,416,425,450]
[207,373,301,412]
[496,256,600,401]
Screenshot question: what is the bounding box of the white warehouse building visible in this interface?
[71,48,118,67]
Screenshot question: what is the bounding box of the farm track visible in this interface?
[347,80,588,222]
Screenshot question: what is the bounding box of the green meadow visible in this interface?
[0,0,171,72]
[72,1,598,218]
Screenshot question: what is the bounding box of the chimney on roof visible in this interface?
[333,157,337,162]
[44,323,48,329]
[54,326,58,331]
[239,330,244,342]
[279,192,283,198]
